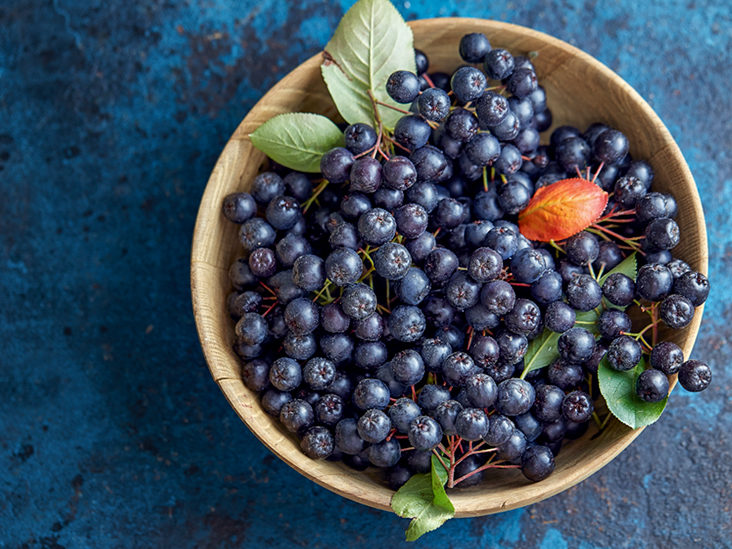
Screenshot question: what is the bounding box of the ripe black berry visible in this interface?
[279,399,314,434]
[636,263,673,301]
[408,415,443,450]
[303,357,336,390]
[496,378,535,416]
[483,48,514,80]
[635,369,669,402]
[455,408,489,440]
[558,327,596,363]
[607,335,642,371]
[650,341,684,375]
[353,378,390,410]
[223,192,257,223]
[678,360,712,392]
[561,390,594,422]
[320,147,354,183]
[602,272,635,307]
[673,271,709,306]
[301,426,334,459]
[269,357,302,391]
[566,274,602,311]
[459,32,491,63]
[394,115,431,151]
[387,305,426,342]
[386,70,421,103]
[465,373,498,408]
[341,283,378,320]
[659,294,695,329]
[358,409,392,443]
[324,247,363,286]
[521,445,555,481]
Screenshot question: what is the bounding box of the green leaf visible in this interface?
[392,455,455,542]
[429,455,452,513]
[249,113,344,172]
[574,308,601,335]
[599,252,637,285]
[521,328,560,378]
[321,0,416,131]
[598,356,667,429]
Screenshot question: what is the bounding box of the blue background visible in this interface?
[1,0,730,547]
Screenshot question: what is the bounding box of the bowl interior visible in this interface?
[191,18,707,517]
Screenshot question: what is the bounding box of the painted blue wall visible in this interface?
[0,0,730,547]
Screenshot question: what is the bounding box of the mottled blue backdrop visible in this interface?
[0,1,730,547]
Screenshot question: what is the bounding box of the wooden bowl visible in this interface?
[191,18,708,516]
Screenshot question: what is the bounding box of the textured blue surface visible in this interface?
[1,0,731,547]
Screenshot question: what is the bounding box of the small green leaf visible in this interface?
[598,356,667,429]
[392,455,455,542]
[429,455,452,512]
[521,328,560,378]
[599,252,637,285]
[249,113,344,172]
[321,0,416,131]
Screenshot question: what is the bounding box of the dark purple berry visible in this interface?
[636,369,669,402]
[677,360,712,392]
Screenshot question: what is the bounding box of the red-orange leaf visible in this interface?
[518,178,608,242]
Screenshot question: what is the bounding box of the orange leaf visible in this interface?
[518,178,608,242]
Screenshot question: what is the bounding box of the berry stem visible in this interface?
[432,449,450,472]
[312,279,332,303]
[382,134,411,154]
[259,281,277,296]
[452,459,520,487]
[466,326,475,350]
[373,99,413,115]
[548,239,565,254]
[421,73,436,88]
[649,303,659,347]
[262,300,278,317]
[358,247,376,269]
[302,179,330,213]
[377,145,391,161]
[354,145,377,159]
[587,225,645,255]
[591,162,605,184]
[482,167,489,192]
[357,266,375,283]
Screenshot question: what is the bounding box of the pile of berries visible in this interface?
[221,33,711,488]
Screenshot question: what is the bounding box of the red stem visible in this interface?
[421,73,436,88]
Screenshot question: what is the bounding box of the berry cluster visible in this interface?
[221,33,711,488]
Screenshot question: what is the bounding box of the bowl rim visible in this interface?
[191,17,708,517]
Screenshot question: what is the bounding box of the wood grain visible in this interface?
[190,18,708,517]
